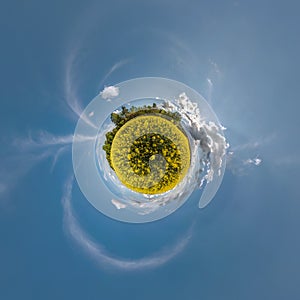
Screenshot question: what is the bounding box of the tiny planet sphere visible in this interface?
[72,77,227,223]
[110,114,190,194]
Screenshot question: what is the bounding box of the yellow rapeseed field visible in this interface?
[110,115,190,194]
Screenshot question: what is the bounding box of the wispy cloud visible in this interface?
[14,131,74,150]
[206,77,213,104]
[64,47,98,129]
[62,176,193,271]
[64,49,131,128]
[99,58,131,87]
[227,152,262,176]
[226,131,300,174]
[13,131,95,152]
[230,133,276,153]
[5,128,192,270]
[64,48,84,119]
[0,131,76,200]
[50,145,70,172]
[226,135,274,175]
[243,157,262,166]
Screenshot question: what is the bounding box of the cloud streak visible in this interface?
[99,58,131,87]
[62,176,193,271]
[0,131,77,200]
[206,77,213,104]
[15,131,74,149]
[243,157,262,166]
[64,47,98,129]
[64,46,130,129]
[226,137,270,175]
[13,130,95,152]
[50,145,70,172]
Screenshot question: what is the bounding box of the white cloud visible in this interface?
[100,86,119,100]
[64,45,130,127]
[62,176,193,271]
[227,152,263,176]
[111,199,126,210]
[243,157,262,166]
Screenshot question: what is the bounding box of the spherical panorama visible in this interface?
[72,77,227,223]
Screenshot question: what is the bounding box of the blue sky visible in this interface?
[1,0,300,299]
